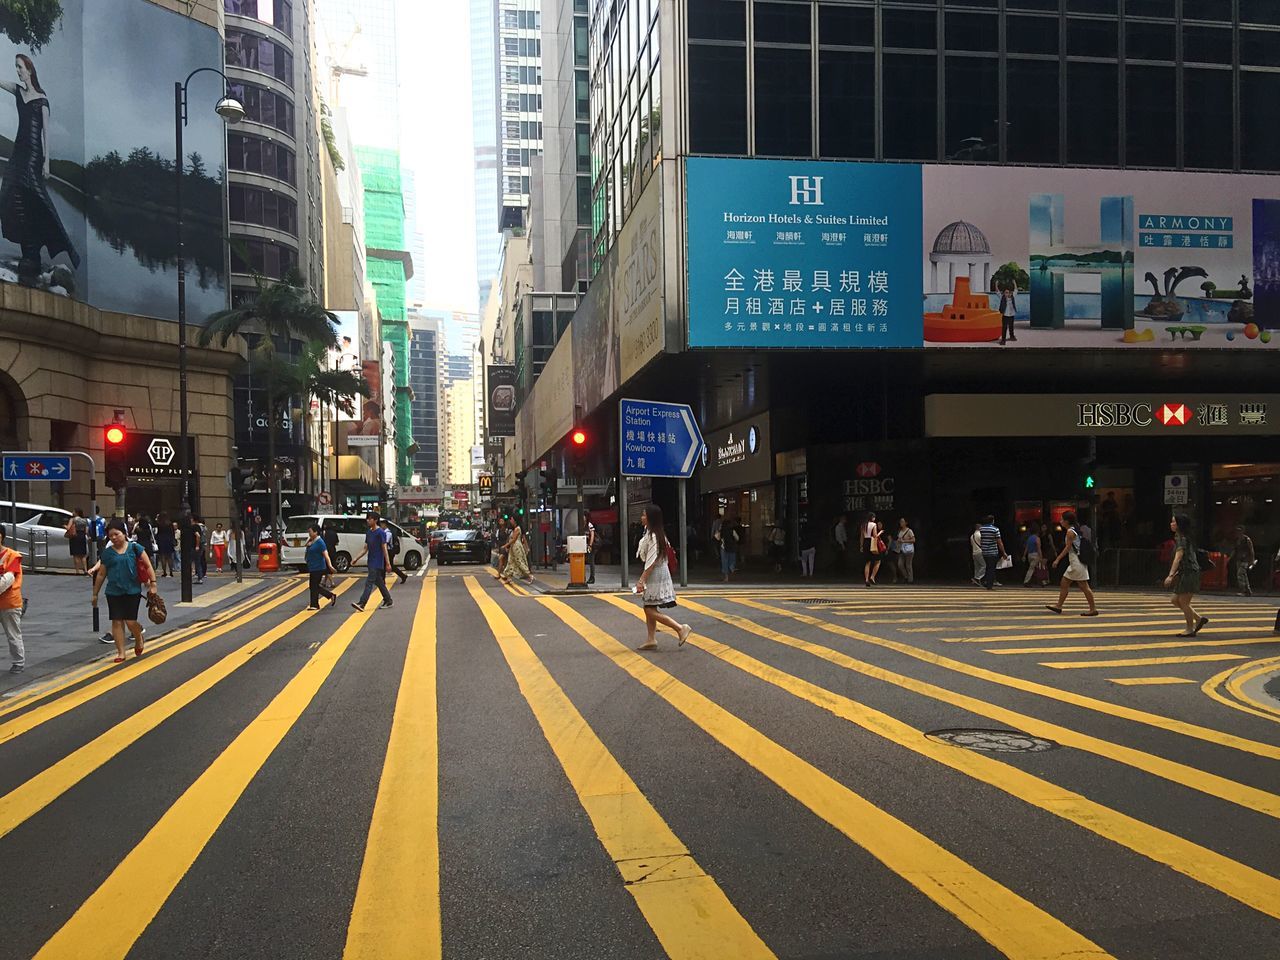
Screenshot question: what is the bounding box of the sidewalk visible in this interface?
[1,570,277,695]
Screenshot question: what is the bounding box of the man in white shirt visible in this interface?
[970,523,985,584]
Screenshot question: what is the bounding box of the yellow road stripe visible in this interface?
[1202,659,1280,724]
[1041,654,1247,670]
[990,637,1280,655]
[0,579,294,719]
[0,580,356,840]
[598,595,1280,923]
[464,579,776,960]
[866,608,1267,624]
[1110,677,1197,686]
[32,588,382,960]
[948,627,1275,643]
[736,598,1280,762]
[344,577,440,960]
[676,599,1280,819]
[1225,659,1280,721]
[557,597,1113,960]
[0,583,308,745]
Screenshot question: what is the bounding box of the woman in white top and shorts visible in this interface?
[634,504,692,651]
[1045,511,1098,616]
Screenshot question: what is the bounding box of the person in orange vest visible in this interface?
[0,525,23,673]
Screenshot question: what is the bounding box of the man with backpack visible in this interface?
[380,519,409,584]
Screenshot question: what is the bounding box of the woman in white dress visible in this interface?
[1045,511,1098,616]
[634,504,692,651]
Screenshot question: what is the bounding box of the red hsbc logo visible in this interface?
[855,462,881,478]
[1156,403,1192,426]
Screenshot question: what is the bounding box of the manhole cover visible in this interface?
[926,728,1059,754]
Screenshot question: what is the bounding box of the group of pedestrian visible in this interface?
[68,510,239,584]
[838,512,917,587]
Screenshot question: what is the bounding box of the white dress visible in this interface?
[637,532,676,607]
[1064,531,1089,581]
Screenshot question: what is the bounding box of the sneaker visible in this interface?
[8,663,23,673]
[99,633,114,644]
[351,602,366,612]
[397,572,408,583]
[380,601,393,610]
[306,605,321,611]
[327,594,338,608]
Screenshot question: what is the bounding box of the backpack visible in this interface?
[1195,547,1215,570]
[1076,531,1096,568]
[389,528,401,556]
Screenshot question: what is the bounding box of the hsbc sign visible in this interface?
[927,394,1280,437]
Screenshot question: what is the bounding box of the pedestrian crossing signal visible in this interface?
[1084,475,1096,489]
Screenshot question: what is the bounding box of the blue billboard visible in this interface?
[686,158,923,349]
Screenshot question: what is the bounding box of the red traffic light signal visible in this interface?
[105,425,126,446]
[571,429,586,446]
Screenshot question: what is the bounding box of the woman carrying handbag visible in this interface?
[92,520,158,662]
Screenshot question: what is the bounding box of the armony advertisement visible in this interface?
[0,1,226,321]
[687,157,922,349]
[922,165,1280,350]
[685,158,1280,351]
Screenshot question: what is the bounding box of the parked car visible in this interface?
[1,501,75,569]
[428,529,449,559]
[280,514,426,572]
[435,529,491,565]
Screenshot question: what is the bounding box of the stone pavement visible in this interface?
[0,568,277,694]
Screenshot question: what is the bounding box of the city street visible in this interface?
[2,565,1280,959]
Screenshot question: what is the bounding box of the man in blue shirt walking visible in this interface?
[978,514,1008,590]
[351,512,393,612]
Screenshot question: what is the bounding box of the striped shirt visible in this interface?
[978,523,1002,555]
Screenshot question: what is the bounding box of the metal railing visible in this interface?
[1,524,51,570]
[1094,547,1273,593]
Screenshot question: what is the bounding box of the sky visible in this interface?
[396,0,478,316]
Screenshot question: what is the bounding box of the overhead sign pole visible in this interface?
[618,399,705,590]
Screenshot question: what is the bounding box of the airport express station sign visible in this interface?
[620,399,704,478]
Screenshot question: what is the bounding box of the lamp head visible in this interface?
[215,96,246,123]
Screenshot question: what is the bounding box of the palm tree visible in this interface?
[199,271,339,538]
[274,344,371,497]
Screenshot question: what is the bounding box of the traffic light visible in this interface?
[568,427,588,472]
[1084,474,1096,490]
[104,424,128,489]
[540,465,558,504]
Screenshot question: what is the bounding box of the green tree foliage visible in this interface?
[991,261,1030,292]
[200,272,340,537]
[0,0,64,51]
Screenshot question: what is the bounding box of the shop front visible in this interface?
[699,415,775,562]
[925,393,1280,585]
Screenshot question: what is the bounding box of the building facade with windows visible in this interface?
[408,312,442,488]
[511,0,1280,577]
[498,0,546,230]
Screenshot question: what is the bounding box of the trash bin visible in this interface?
[257,541,279,572]
[567,534,587,589]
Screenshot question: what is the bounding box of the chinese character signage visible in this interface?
[924,394,1280,437]
[922,166,1280,349]
[687,158,923,349]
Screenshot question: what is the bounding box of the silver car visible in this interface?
[1,501,76,570]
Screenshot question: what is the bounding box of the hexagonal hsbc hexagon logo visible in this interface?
[147,438,176,467]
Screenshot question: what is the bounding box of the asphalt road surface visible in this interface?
[3,564,1280,960]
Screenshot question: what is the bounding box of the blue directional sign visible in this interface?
[620,398,704,478]
[3,455,72,482]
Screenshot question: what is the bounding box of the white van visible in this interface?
[279,514,425,572]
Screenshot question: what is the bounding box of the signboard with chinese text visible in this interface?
[618,177,666,381]
[925,394,1280,437]
[619,399,704,478]
[687,158,923,349]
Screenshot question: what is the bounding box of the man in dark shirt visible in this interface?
[351,512,393,612]
[978,515,1008,590]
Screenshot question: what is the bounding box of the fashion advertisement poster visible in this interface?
[0,0,226,320]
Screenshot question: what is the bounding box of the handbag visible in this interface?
[666,541,678,575]
[145,592,167,625]
[133,543,154,586]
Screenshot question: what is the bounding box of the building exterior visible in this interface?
[408,312,442,488]
[401,170,429,308]
[497,0,544,231]
[505,0,1280,575]
[314,0,400,150]
[471,0,503,311]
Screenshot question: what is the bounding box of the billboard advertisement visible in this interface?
[922,166,1279,349]
[686,157,923,349]
[486,363,517,438]
[685,159,1280,351]
[0,1,226,321]
[617,176,665,382]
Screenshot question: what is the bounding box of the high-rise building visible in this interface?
[224,0,324,304]
[470,0,502,311]
[314,0,400,150]
[496,0,543,231]
[407,312,441,487]
[401,169,428,307]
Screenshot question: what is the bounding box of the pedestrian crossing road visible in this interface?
[3,570,1280,959]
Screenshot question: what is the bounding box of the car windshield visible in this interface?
[284,516,319,535]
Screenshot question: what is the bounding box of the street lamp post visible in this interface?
[175,69,244,603]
